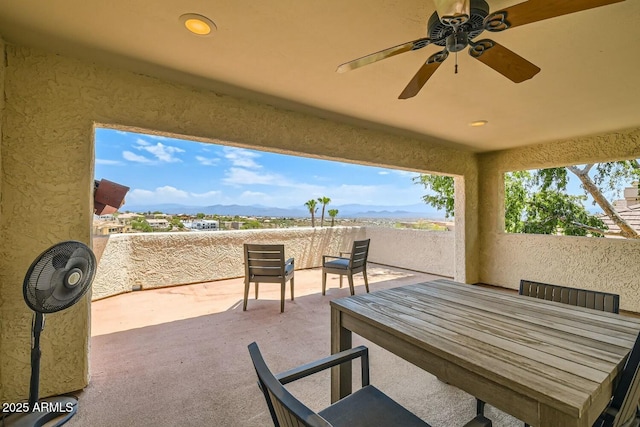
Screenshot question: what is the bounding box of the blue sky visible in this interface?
[94,128,429,208]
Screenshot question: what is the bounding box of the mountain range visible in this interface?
[121,202,446,219]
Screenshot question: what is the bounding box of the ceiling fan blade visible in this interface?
[398,50,449,99]
[490,0,625,29]
[469,40,540,83]
[337,38,431,73]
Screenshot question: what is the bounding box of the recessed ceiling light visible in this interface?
[469,120,488,127]
[180,13,216,36]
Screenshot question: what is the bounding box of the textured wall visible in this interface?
[0,43,477,401]
[0,45,94,402]
[92,227,452,300]
[365,227,454,277]
[92,227,365,299]
[0,38,5,403]
[478,128,640,312]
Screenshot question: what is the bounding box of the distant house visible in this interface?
[146,219,169,229]
[117,213,143,224]
[598,182,640,238]
[222,221,244,230]
[93,222,127,235]
[183,219,219,231]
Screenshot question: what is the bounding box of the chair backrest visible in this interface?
[597,332,640,427]
[248,342,332,427]
[519,279,620,314]
[244,244,287,282]
[348,239,370,270]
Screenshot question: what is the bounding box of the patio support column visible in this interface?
[453,167,479,284]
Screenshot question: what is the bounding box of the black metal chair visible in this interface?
[593,331,640,427]
[243,244,294,313]
[248,342,492,427]
[519,279,620,313]
[322,239,370,296]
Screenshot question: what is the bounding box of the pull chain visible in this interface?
[455,51,458,74]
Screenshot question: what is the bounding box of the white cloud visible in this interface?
[378,171,390,175]
[223,167,281,186]
[123,151,153,163]
[223,147,261,168]
[126,186,190,204]
[96,158,123,165]
[195,155,220,166]
[140,143,184,163]
[132,138,185,163]
[145,134,170,141]
[391,170,419,178]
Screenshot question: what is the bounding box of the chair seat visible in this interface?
[324,258,349,270]
[318,385,430,427]
[285,262,294,275]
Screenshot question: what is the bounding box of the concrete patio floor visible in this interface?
[69,264,522,426]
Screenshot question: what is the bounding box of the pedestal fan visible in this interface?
[2,241,96,427]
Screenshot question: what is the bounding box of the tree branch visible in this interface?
[566,167,640,239]
[565,220,623,237]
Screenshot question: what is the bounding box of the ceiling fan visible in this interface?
[337,0,625,99]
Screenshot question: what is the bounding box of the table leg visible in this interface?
[330,306,352,403]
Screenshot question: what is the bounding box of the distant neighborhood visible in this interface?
[93,182,639,236]
[92,211,451,235]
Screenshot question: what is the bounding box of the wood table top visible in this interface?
[330,279,640,422]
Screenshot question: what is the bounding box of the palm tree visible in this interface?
[317,196,331,227]
[328,209,339,227]
[304,199,318,227]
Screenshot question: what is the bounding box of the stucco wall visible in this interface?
[93,227,365,299]
[478,128,640,312]
[0,43,477,401]
[0,38,5,404]
[92,227,453,300]
[365,227,454,277]
[0,44,94,403]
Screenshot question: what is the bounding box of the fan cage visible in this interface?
[23,241,96,313]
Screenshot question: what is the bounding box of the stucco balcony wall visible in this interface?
[365,227,454,277]
[92,226,455,300]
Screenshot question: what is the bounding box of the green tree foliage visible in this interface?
[317,196,331,227]
[504,170,530,233]
[328,209,339,227]
[521,190,604,236]
[414,160,640,238]
[304,199,318,227]
[131,219,152,232]
[241,219,262,229]
[412,175,455,219]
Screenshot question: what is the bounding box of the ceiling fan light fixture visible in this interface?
[180,13,216,36]
[434,0,470,26]
[469,120,488,127]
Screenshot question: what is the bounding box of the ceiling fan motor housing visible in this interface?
[446,32,469,52]
[428,0,490,46]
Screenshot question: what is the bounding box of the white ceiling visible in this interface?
[0,0,638,152]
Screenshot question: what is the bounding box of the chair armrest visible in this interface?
[339,251,351,257]
[276,345,369,388]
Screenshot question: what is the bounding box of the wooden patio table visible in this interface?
[330,279,640,427]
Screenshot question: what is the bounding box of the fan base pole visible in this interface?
[1,396,77,427]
